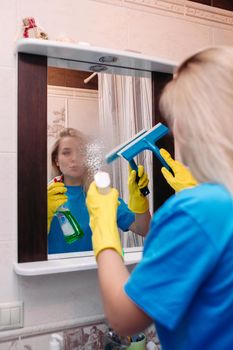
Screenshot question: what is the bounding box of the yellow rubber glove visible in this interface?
[47,182,67,232]
[160,148,198,192]
[86,181,123,259]
[128,165,149,214]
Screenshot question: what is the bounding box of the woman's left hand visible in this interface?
[128,165,149,214]
[160,148,198,192]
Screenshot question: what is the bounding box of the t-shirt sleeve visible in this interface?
[117,197,135,231]
[124,206,218,330]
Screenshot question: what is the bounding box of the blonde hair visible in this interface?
[50,128,92,191]
[159,46,233,195]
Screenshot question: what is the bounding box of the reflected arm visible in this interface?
[129,210,151,236]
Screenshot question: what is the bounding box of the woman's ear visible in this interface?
[55,156,59,167]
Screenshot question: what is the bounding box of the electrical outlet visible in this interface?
[0,301,23,330]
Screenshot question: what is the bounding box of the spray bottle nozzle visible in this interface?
[94,171,111,194]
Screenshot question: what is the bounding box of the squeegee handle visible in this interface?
[144,141,172,172]
[129,159,150,197]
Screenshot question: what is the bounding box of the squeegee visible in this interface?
[105,122,171,196]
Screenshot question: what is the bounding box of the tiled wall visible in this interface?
[1,0,233,346]
[0,321,161,349]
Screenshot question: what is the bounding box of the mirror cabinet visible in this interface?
[17,39,176,264]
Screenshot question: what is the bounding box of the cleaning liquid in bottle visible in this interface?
[53,176,84,244]
[56,207,84,244]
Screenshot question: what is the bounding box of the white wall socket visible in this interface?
[0,301,23,331]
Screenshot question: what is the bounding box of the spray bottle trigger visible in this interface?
[53,175,64,183]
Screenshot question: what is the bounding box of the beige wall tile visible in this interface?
[0,153,16,242]
[0,68,16,153]
[213,27,233,45]
[17,0,128,49]
[0,0,17,68]
[0,241,18,301]
[126,9,212,61]
[18,270,102,326]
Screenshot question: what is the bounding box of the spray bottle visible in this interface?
[53,176,84,244]
[49,333,63,350]
[94,171,124,257]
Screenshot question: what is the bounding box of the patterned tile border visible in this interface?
[185,2,233,26]
[2,322,161,349]
[92,0,233,28]
[124,0,185,16]
[63,321,161,349]
[63,322,108,350]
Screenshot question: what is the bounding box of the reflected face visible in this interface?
[56,136,86,183]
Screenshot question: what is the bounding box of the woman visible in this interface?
[47,128,151,254]
[86,46,233,350]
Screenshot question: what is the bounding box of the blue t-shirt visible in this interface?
[48,185,135,254]
[124,183,233,350]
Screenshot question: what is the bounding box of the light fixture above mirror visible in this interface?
[99,55,118,63]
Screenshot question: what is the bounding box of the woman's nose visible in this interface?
[71,152,79,161]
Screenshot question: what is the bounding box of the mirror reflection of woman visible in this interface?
[47,128,151,254]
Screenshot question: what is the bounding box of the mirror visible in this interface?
[47,61,153,259]
[17,40,174,263]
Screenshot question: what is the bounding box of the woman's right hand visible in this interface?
[160,148,198,192]
[86,181,122,259]
[47,182,67,232]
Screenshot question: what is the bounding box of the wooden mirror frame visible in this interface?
[17,42,175,263]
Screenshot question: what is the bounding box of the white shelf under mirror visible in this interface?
[14,248,142,276]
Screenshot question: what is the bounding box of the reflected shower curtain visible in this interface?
[98,73,153,248]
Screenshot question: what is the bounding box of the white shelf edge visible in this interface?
[16,38,177,74]
[14,250,142,276]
